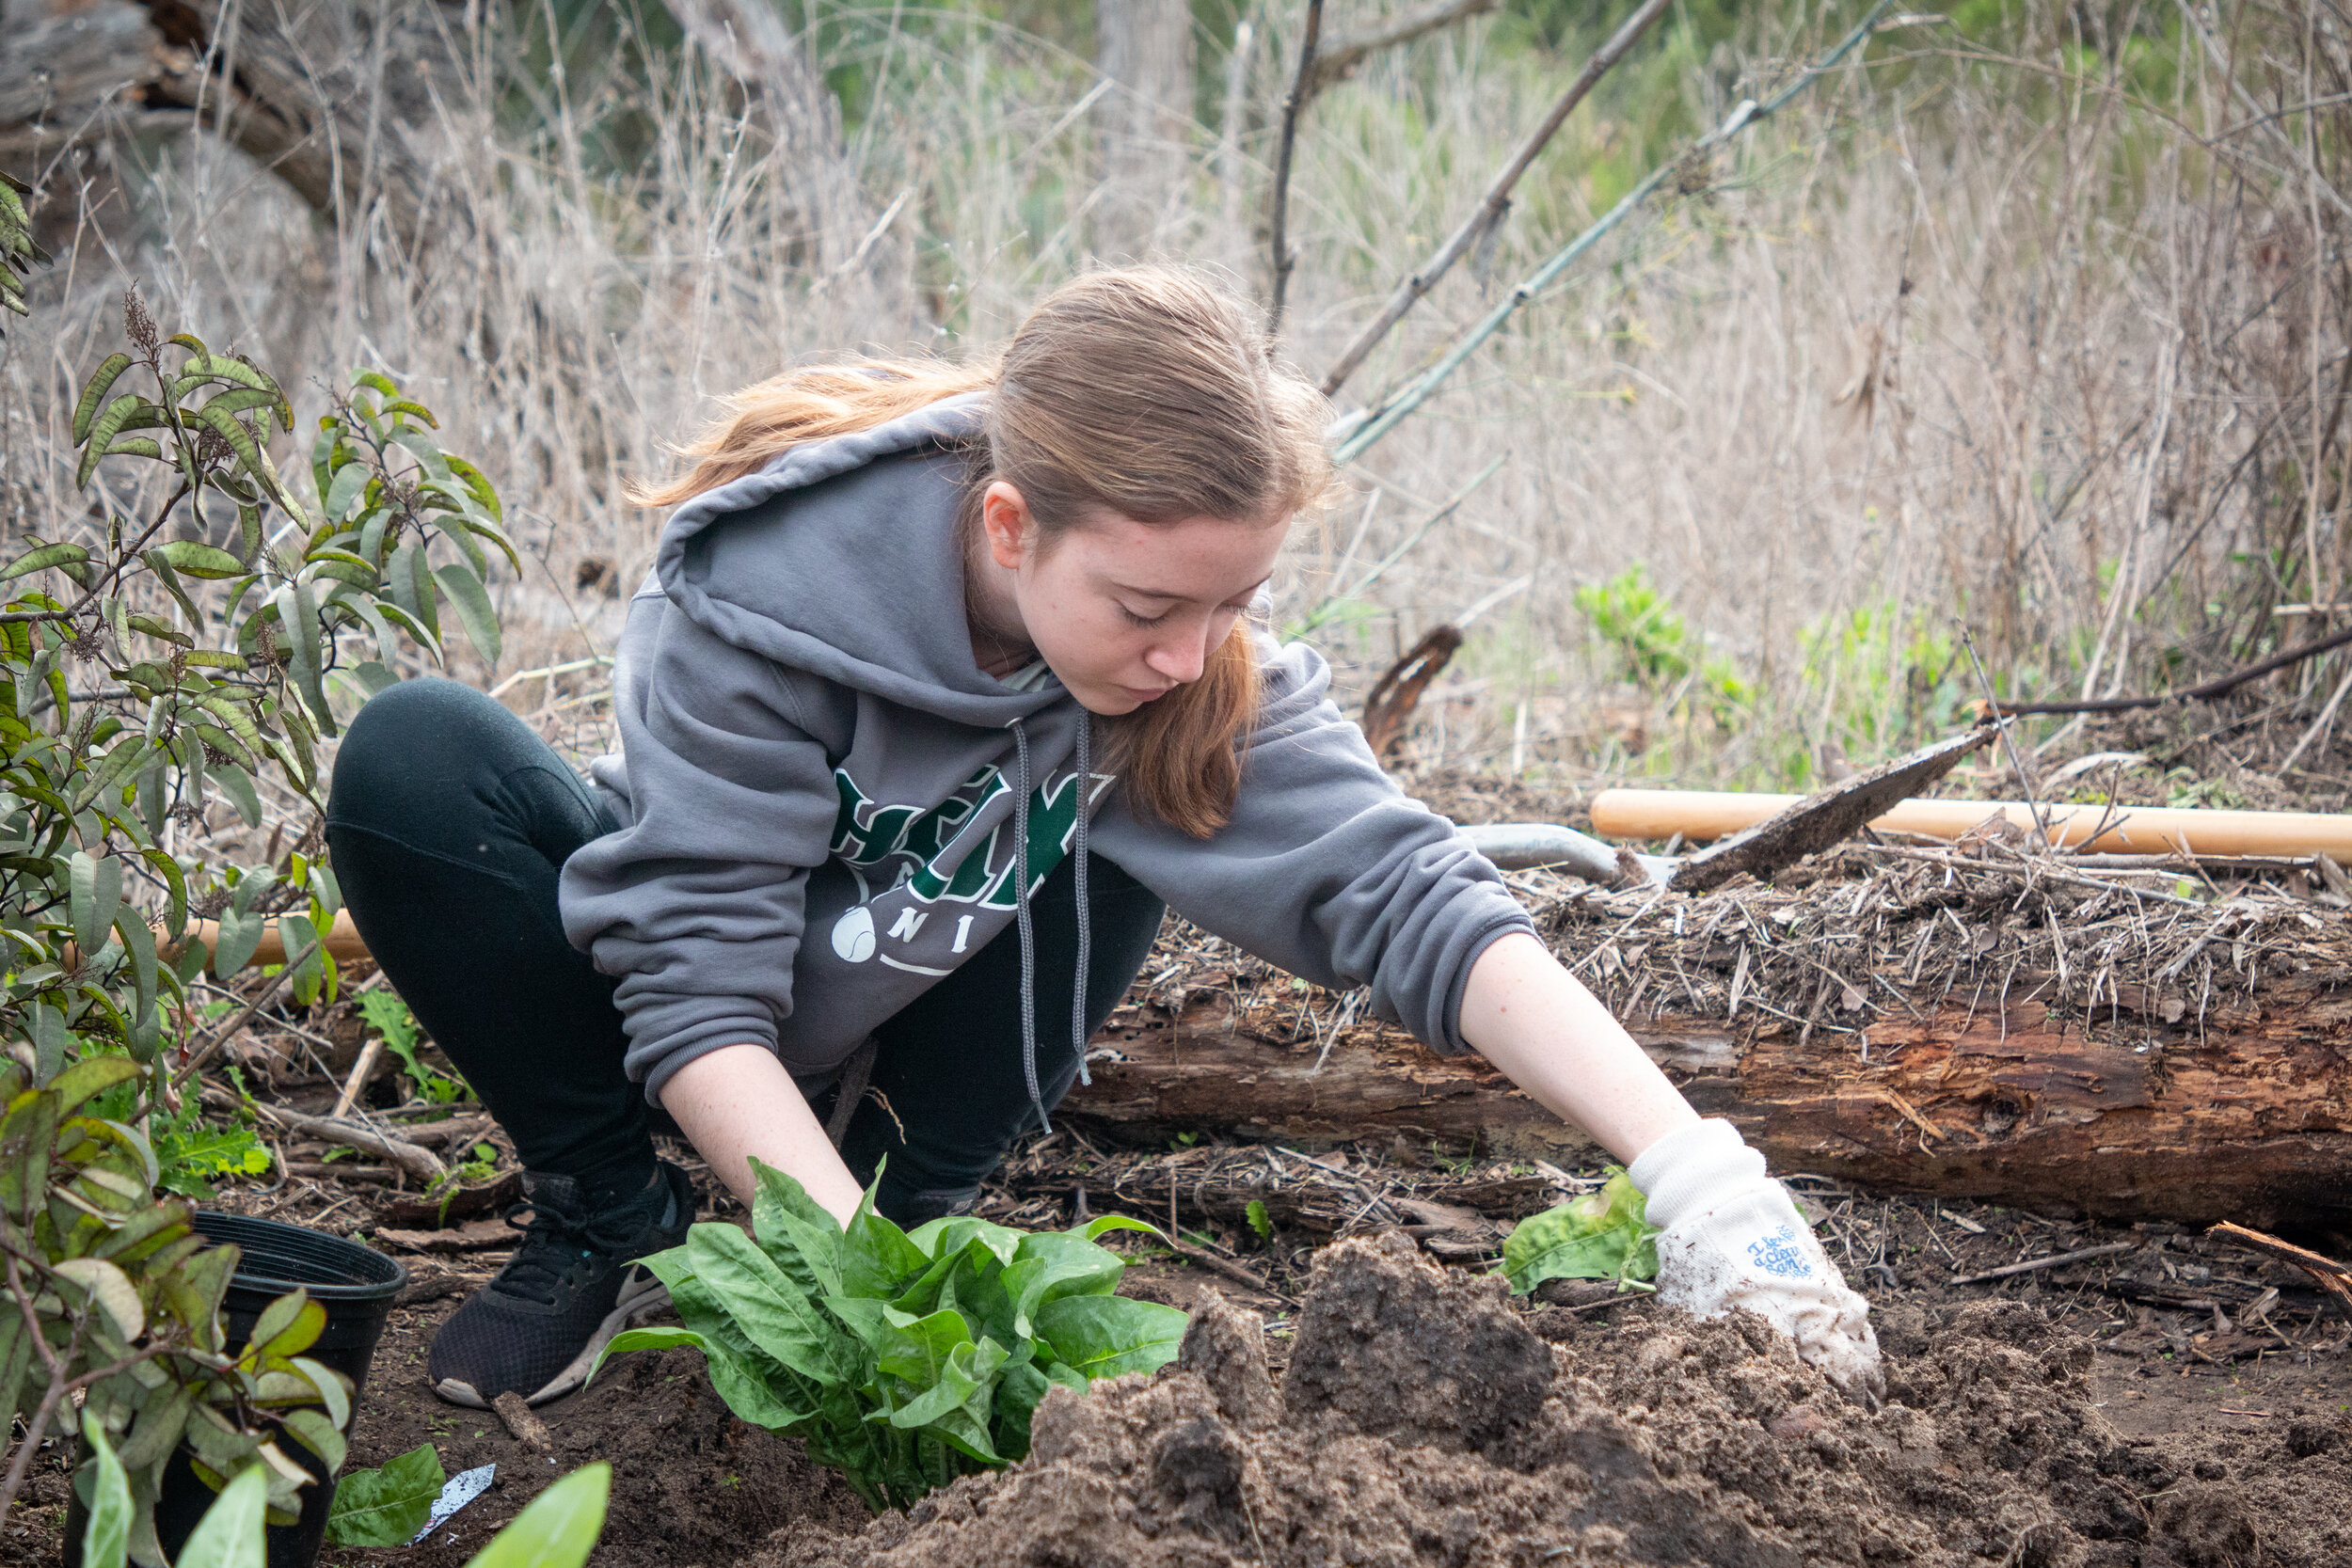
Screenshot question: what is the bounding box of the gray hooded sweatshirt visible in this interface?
[559,393,1536,1112]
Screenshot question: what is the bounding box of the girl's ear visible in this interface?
[980,481,1034,569]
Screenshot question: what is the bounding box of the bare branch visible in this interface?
[1301,0,1502,100]
[1319,0,1674,397]
[1265,0,1326,336]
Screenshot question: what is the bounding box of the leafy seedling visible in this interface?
[1499,1167,1661,1295]
[594,1159,1189,1513]
[1245,1199,1274,1244]
[358,990,469,1104]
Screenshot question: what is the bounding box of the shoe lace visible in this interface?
[488,1192,654,1307]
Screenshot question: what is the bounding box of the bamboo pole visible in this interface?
[168,911,373,969]
[1590,789,2352,861]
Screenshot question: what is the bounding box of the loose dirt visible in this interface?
[9,1164,2352,1568]
[766,1232,2352,1568]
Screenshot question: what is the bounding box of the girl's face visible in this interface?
[977,481,1285,716]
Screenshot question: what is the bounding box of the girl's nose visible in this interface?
[1144,631,1209,684]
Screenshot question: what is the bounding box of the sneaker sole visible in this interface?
[433,1268,674,1410]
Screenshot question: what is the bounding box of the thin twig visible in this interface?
[330,1037,385,1120]
[1327,0,1899,462]
[1265,0,1326,336]
[1947,1242,2135,1287]
[171,936,323,1087]
[1987,623,2352,717]
[1319,0,1674,396]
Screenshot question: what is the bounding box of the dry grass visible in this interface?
[4,0,2351,817]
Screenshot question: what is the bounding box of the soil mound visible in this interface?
[767,1232,2352,1567]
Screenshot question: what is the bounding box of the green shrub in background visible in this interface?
[0,274,514,1554]
[1573,563,1755,727]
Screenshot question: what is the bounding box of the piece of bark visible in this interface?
[370,1217,514,1255]
[492,1391,553,1453]
[375,1171,523,1228]
[1063,974,2352,1231]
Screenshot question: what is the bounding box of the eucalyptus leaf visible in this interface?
[77,1421,134,1568]
[174,1463,266,1568]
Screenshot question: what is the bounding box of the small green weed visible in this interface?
[358,990,469,1103]
[87,1055,270,1197]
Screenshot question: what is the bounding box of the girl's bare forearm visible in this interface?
[1456,930,1699,1164]
[661,1043,866,1224]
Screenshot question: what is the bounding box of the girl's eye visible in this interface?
[1120,605,1171,628]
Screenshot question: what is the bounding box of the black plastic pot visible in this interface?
[64,1212,406,1568]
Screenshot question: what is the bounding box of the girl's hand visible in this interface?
[1629,1118,1885,1403]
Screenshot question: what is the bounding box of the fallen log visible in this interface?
[1065,972,2352,1232]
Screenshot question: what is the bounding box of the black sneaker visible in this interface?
[427,1162,694,1408]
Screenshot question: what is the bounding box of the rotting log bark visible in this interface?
[1066,974,2352,1231]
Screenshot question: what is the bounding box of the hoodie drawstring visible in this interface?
[1071,714,1093,1090]
[1009,711,1094,1139]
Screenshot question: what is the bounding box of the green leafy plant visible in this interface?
[356,991,467,1104]
[1573,564,1752,728]
[87,1453,612,1568]
[0,1057,351,1557]
[1499,1167,1661,1295]
[324,1441,446,1546]
[0,283,511,1557]
[0,172,42,331]
[1244,1199,1274,1244]
[595,1160,1189,1513]
[82,1063,269,1200]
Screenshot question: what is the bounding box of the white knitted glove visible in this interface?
[1629,1118,1883,1402]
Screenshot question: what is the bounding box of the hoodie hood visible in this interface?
[652,389,1061,727]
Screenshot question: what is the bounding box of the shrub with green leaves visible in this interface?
[0,283,514,1553]
[84,1450,612,1568]
[1499,1167,1661,1295]
[0,1056,351,1558]
[596,1160,1189,1513]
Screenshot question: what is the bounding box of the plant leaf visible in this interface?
[461,1462,610,1568]
[679,1224,852,1387]
[175,1462,267,1568]
[69,850,123,958]
[324,1442,445,1546]
[0,541,92,583]
[76,395,145,488]
[54,1258,144,1341]
[1498,1168,1661,1295]
[77,1419,134,1568]
[433,561,500,663]
[1032,1294,1188,1382]
[150,542,248,581]
[748,1158,843,1301]
[72,355,136,445]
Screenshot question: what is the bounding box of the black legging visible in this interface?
[324,678,1165,1223]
